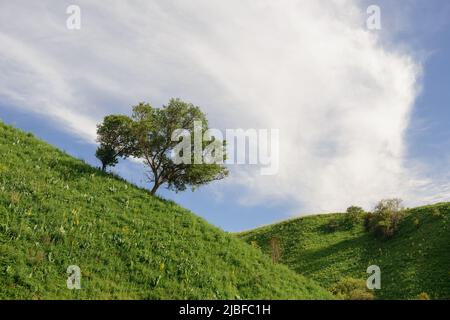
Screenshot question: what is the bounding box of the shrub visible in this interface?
[344,206,364,227]
[326,206,364,232]
[330,278,374,300]
[431,207,443,219]
[326,218,341,232]
[417,292,431,300]
[364,199,405,239]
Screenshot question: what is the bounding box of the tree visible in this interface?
[96,145,118,171]
[364,198,404,238]
[96,98,228,195]
[344,206,365,226]
[326,206,365,232]
[374,198,403,213]
[96,115,135,171]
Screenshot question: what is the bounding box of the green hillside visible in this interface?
[0,121,332,299]
[239,203,450,299]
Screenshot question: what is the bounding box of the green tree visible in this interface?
[96,115,135,171]
[364,198,404,238]
[344,205,364,226]
[95,145,118,171]
[96,99,228,195]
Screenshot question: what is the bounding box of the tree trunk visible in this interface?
[102,164,107,172]
[150,183,160,195]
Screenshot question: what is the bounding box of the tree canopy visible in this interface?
[96,99,228,195]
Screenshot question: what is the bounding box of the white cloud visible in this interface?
[0,0,447,212]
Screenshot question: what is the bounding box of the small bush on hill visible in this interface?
[326,218,341,232]
[431,207,443,219]
[326,206,364,232]
[343,206,364,227]
[364,199,405,239]
[417,292,431,300]
[330,278,374,300]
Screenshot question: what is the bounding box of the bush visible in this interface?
[417,292,431,300]
[326,218,341,232]
[326,206,364,232]
[330,278,374,300]
[431,207,443,219]
[364,199,404,239]
[344,206,364,227]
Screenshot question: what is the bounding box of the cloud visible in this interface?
[0,0,446,212]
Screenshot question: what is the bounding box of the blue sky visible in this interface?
[1,1,449,231]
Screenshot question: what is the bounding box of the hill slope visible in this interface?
[239,204,450,299]
[0,121,332,299]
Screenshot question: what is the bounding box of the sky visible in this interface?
[0,0,449,231]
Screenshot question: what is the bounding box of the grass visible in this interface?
[239,203,450,299]
[0,121,332,299]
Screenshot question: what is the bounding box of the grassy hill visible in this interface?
[0,121,332,299]
[239,203,450,299]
